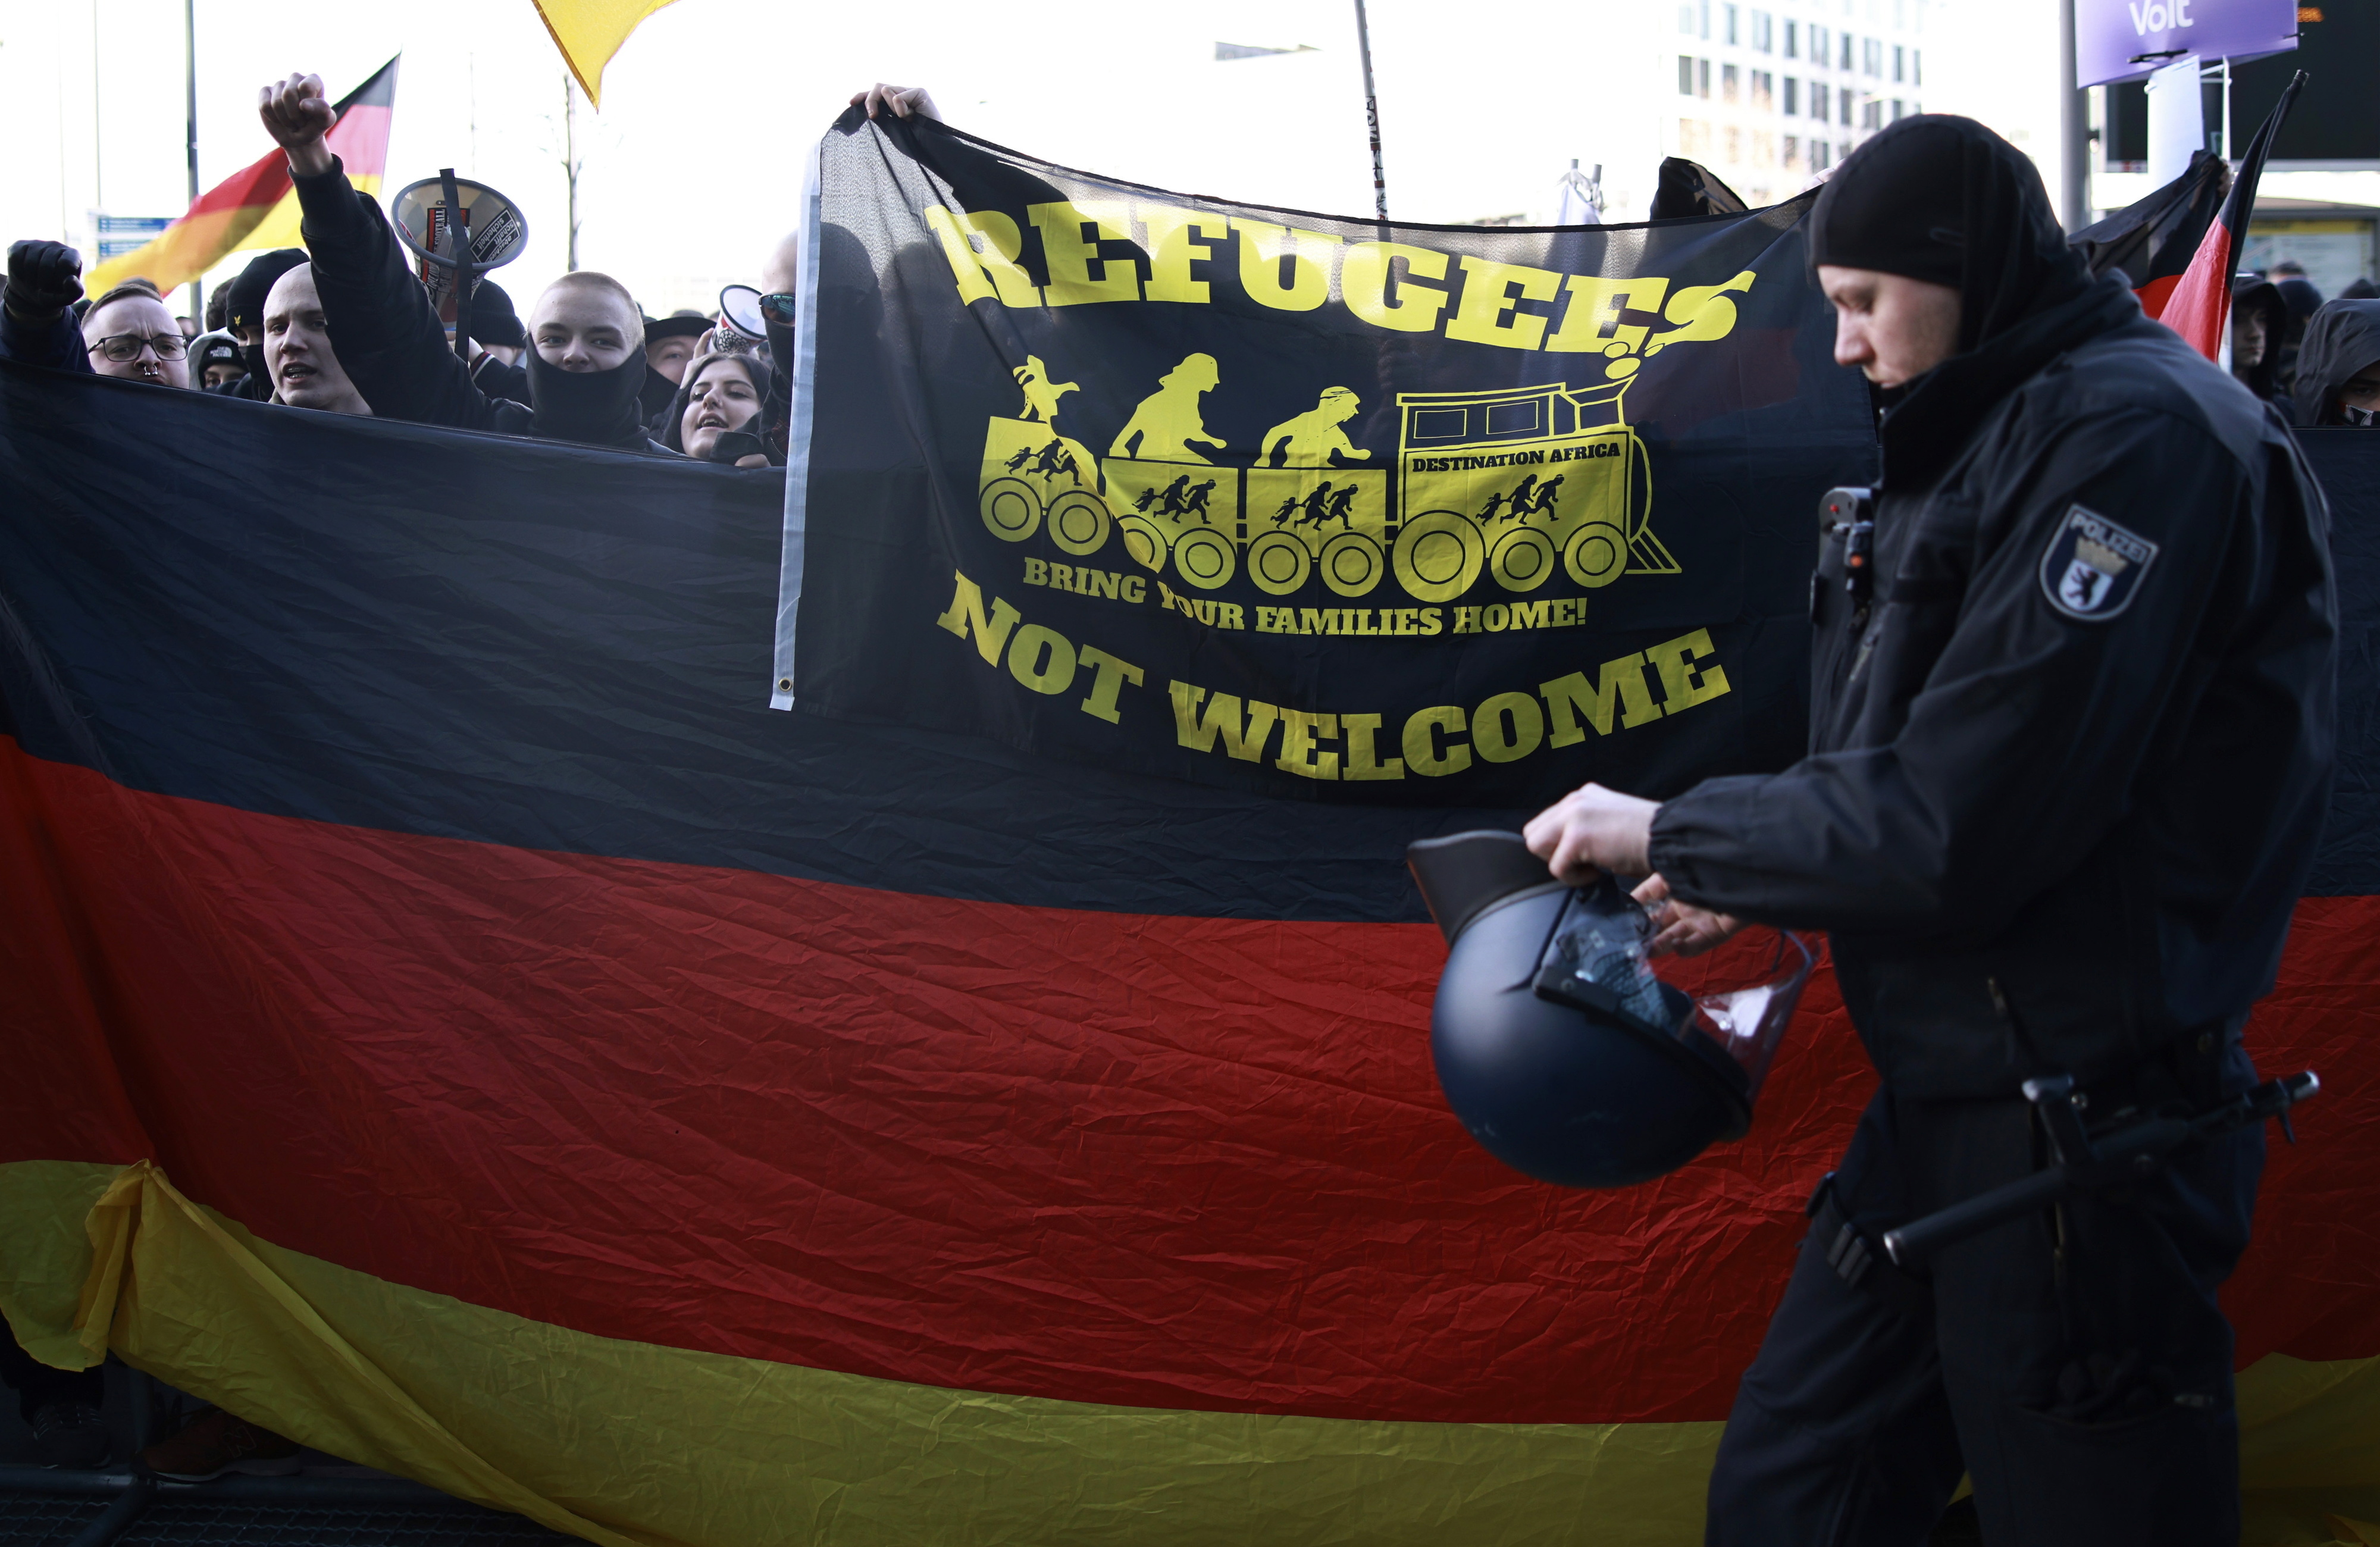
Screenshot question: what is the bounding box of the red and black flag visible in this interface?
[2067,149,2231,318]
[2155,70,2309,360]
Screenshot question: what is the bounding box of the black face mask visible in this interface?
[241,340,268,388]
[524,346,649,447]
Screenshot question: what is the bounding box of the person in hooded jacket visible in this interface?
[2290,299,2380,427]
[1524,115,2334,1546]
[2229,274,2294,416]
[211,248,309,399]
[658,352,782,466]
[258,71,670,456]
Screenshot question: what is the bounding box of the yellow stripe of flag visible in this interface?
[531,0,679,107]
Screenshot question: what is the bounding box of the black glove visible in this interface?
[5,240,84,323]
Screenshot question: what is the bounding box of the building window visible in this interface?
[1784,18,1799,57]
[1862,96,1882,128]
[1726,4,1740,45]
[1701,58,1713,96]
[1912,48,1922,85]
[1893,44,1905,82]
[1784,76,1800,114]
[1813,139,1831,171]
[1679,118,1712,158]
[1811,24,1830,65]
[1723,63,1740,103]
[1810,81,1827,120]
[1890,98,1904,120]
[1680,3,1696,32]
[1864,37,1883,75]
[1840,32,1855,70]
[1752,10,1774,51]
[1841,90,1855,126]
[1758,70,1777,109]
[1724,125,1743,163]
[1754,130,1777,167]
[1680,54,1696,93]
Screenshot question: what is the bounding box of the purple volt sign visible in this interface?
[2075,0,2298,87]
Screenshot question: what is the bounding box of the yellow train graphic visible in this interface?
[973,359,1678,602]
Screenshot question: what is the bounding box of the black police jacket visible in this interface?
[1648,277,2338,1097]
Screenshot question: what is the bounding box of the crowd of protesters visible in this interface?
[0,71,938,1485]
[1,67,2378,1484]
[0,76,942,479]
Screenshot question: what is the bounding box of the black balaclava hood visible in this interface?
[525,345,652,448]
[658,352,781,462]
[2291,300,2380,428]
[1812,114,2095,356]
[224,248,309,381]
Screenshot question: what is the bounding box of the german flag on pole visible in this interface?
[2155,70,2307,361]
[85,57,399,297]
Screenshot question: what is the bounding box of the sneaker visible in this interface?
[138,1407,300,1481]
[29,1401,109,1468]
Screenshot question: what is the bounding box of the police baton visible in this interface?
[1882,1069,2319,1268]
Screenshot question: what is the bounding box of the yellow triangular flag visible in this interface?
[530,0,678,107]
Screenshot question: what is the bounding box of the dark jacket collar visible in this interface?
[1877,273,2143,492]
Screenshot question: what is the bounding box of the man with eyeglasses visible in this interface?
[2,244,188,390]
[81,281,194,389]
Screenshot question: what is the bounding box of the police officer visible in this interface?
[1523,117,2336,1545]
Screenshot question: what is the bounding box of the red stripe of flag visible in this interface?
[2157,70,2306,359]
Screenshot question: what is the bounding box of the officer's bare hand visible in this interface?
[1523,782,1659,884]
[1632,873,1745,957]
[851,83,942,121]
[258,73,337,177]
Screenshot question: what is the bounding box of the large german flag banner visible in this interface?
[84,58,399,298]
[3,194,2379,1547]
[774,112,1863,805]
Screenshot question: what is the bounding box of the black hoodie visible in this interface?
[2290,299,2380,428]
[1649,115,2336,1097]
[288,156,669,455]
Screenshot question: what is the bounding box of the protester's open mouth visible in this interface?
[281,364,316,386]
[694,412,728,431]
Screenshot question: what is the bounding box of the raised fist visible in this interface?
[258,74,337,177]
[4,240,84,322]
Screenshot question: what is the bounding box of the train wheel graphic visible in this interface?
[1392,511,1486,604]
[1564,519,1630,588]
[1172,527,1238,590]
[1047,490,1112,556]
[980,477,1041,543]
[1319,531,1385,598]
[1247,530,1311,596]
[1119,515,1170,572]
[1488,525,1558,592]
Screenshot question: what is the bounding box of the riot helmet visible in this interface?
[1410,830,1812,1189]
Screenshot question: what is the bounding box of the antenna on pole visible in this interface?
[1352,0,1389,223]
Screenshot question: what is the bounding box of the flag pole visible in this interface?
[183,0,201,326]
[1352,0,1388,223]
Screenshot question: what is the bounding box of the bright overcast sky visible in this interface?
[0,0,2064,318]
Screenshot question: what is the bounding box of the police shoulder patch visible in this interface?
[2038,505,2158,622]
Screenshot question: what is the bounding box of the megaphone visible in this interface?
[1409,830,1812,1188]
[390,170,528,361]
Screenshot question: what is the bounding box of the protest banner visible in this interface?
[772,111,1874,804]
[2,237,2377,1545]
